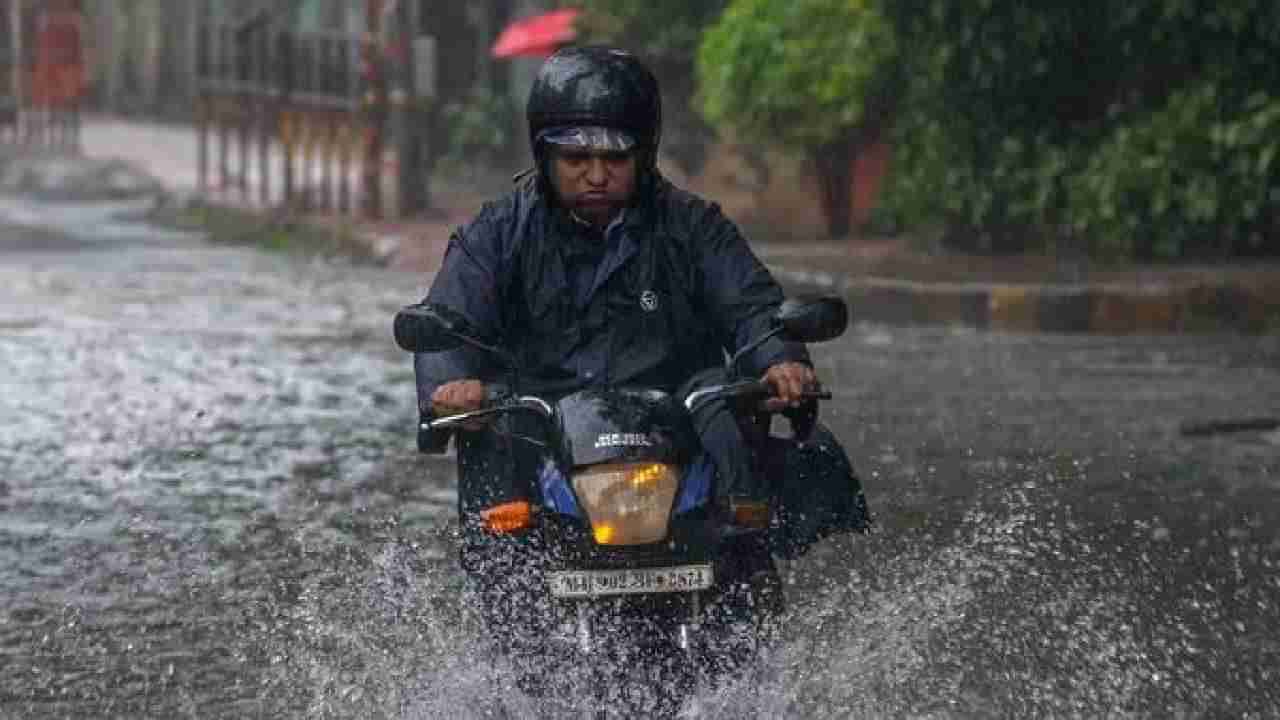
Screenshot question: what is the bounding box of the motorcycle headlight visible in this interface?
[571,463,679,546]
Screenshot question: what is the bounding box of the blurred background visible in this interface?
[1,0,1273,264]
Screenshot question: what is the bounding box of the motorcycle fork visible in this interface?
[574,592,704,654]
[677,591,701,654]
[576,603,594,654]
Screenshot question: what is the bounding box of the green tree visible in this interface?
[565,0,730,176]
[695,0,898,238]
[880,0,1280,259]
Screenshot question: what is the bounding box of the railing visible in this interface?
[196,23,372,215]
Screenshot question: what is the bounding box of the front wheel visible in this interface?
[695,537,785,681]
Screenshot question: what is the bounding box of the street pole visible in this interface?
[10,0,23,137]
[391,0,428,216]
[360,0,386,220]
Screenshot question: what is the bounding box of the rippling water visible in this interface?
[2,203,1278,718]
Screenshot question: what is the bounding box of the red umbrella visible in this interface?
[491,8,580,59]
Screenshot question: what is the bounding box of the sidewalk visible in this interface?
[71,115,1280,335]
[759,240,1280,334]
[74,115,479,273]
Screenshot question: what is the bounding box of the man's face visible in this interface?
[550,147,637,228]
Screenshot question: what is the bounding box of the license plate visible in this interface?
[548,564,714,599]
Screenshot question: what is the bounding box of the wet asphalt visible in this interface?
[1,193,1278,719]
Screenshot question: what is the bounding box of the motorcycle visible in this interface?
[394,295,869,716]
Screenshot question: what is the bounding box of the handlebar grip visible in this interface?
[685,379,829,414]
[744,381,831,401]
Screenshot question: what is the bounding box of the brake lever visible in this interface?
[425,406,506,431]
[425,395,554,431]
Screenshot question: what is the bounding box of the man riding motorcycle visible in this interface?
[415,45,825,531]
[405,47,868,711]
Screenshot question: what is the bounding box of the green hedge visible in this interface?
[879,0,1280,259]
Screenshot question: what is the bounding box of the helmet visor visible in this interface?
[539,125,637,153]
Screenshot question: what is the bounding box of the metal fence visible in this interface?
[196,22,371,214]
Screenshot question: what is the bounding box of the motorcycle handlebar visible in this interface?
[428,380,830,431]
[424,394,554,431]
[684,380,830,414]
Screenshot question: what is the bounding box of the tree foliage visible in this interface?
[880,0,1280,258]
[439,89,517,169]
[577,0,1280,257]
[565,0,727,65]
[564,0,730,175]
[1068,86,1280,259]
[695,0,896,151]
[695,0,898,237]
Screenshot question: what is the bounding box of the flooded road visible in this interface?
[1,196,1278,718]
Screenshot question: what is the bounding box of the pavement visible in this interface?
[7,114,1280,335]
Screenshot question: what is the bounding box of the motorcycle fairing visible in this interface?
[673,452,715,514]
[554,388,690,467]
[538,458,583,518]
[535,449,716,522]
[536,389,713,526]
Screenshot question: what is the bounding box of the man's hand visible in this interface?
[430,379,487,416]
[762,362,816,411]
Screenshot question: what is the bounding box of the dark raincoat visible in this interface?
[414,173,809,452]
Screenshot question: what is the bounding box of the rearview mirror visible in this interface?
[775,296,849,343]
[393,303,475,353]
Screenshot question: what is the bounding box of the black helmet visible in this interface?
[526,46,663,173]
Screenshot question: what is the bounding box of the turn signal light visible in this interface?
[593,524,616,545]
[480,500,533,533]
[730,500,770,530]
[630,464,667,488]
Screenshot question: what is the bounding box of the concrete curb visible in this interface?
[774,266,1280,335]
